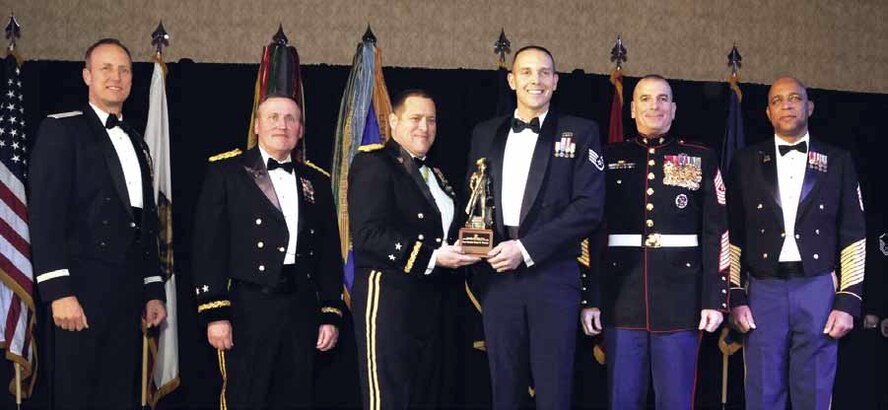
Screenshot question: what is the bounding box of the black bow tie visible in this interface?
[105,114,122,129]
[412,156,427,169]
[511,117,541,134]
[778,141,807,156]
[267,158,294,173]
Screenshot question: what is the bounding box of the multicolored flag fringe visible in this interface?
[331,31,392,307]
[246,26,306,161]
[143,54,180,407]
[607,67,624,144]
[0,47,36,398]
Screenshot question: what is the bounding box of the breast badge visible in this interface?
[675,194,689,209]
[663,154,702,190]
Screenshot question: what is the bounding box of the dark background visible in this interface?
[1,57,886,409]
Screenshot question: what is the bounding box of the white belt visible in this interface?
[608,234,699,248]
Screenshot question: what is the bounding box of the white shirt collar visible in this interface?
[513,109,548,128]
[89,102,123,125]
[258,145,292,168]
[774,132,810,148]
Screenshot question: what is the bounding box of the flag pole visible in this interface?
[141,329,149,407]
[721,44,743,410]
[6,11,23,408]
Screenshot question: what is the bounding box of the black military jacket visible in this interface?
[191,148,344,325]
[348,140,459,279]
[727,139,866,316]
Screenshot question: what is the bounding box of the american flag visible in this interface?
[0,51,36,396]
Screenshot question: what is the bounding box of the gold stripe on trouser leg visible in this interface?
[365,271,383,410]
[217,349,228,410]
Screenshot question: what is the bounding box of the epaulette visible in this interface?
[358,144,384,152]
[47,111,83,119]
[304,160,331,178]
[208,148,242,162]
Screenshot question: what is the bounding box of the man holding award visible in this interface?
[466,45,605,409]
[349,89,480,409]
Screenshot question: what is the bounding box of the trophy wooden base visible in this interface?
[459,227,494,256]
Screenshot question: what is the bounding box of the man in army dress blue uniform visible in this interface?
[191,95,344,408]
[348,90,479,409]
[728,76,866,409]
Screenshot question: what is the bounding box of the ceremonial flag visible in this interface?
[246,26,306,161]
[718,73,745,357]
[720,74,745,175]
[0,48,35,397]
[331,30,392,306]
[607,67,624,144]
[144,55,180,407]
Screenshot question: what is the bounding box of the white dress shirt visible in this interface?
[90,103,143,208]
[259,147,300,265]
[775,133,810,262]
[500,110,548,267]
[501,110,547,226]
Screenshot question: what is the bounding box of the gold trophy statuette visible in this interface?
[459,158,495,255]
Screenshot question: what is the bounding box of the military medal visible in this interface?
[808,151,828,172]
[300,177,316,203]
[433,167,456,197]
[554,132,576,158]
[663,154,702,190]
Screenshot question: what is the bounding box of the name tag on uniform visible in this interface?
[607,160,635,170]
[663,154,702,190]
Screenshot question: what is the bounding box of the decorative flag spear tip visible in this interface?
[5,13,21,50]
[728,44,742,74]
[494,29,511,68]
[494,29,511,58]
[610,34,627,68]
[362,25,376,44]
[273,24,289,46]
[151,21,170,54]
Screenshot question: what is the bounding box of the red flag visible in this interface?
[607,68,624,144]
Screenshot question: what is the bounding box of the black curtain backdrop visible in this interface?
[1,58,886,409]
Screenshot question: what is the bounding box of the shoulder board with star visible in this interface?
[358,144,384,153]
[304,160,331,178]
[208,148,243,162]
[47,111,83,119]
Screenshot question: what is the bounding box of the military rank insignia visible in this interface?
[857,184,864,211]
[554,132,576,158]
[808,151,828,172]
[588,148,605,171]
[608,160,636,170]
[300,177,316,203]
[663,154,702,190]
[879,233,888,256]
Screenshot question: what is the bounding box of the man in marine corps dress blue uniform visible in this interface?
[581,75,728,409]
